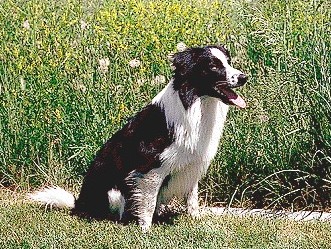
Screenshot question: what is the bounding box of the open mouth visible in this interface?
[221,88,246,108]
[215,85,246,108]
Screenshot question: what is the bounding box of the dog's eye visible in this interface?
[211,66,217,71]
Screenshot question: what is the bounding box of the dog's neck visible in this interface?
[152,80,229,156]
[172,78,199,110]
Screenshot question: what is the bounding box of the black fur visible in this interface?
[72,104,174,219]
[72,45,247,222]
[172,45,244,109]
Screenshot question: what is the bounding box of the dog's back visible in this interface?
[73,104,173,219]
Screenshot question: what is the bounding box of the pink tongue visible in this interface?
[222,88,246,108]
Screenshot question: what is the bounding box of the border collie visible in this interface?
[29,45,247,231]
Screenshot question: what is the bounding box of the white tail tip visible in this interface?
[28,186,75,209]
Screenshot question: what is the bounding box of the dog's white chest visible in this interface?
[192,97,228,161]
[167,97,228,169]
[153,83,229,174]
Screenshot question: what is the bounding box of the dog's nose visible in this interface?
[237,74,247,86]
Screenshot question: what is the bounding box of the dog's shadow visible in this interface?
[152,207,184,226]
[68,205,185,227]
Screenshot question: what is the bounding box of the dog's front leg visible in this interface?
[186,181,200,218]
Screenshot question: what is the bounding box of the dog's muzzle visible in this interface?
[228,73,248,88]
[237,74,247,86]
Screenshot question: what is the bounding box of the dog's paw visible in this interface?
[187,208,201,219]
[140,223,152,233]
[139,217,152,233]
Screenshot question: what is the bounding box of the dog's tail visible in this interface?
[28,186,75,209]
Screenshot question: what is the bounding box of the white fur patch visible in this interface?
[152,80,229,201]
[107,189,125,220]
[154,82,228,167]
[132,79,230,230]
[210,47,229,66]
[28,186,75,209]
[210,48,243,86]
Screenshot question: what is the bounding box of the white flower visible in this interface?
[23,20,30,30]
[167,53,175,62]
[36,40,42,49]
[80,20,88,30]
[71,40,78,48]
[114,85,124,93]
[151,75,166,85]
[137,78,146,86]
[20,77,26,90]
[129,59,141,68]
[98,58,110,73]
[259,114,269,122]
[167,53,176,70]
[78,84,87,93]
[176,42,187,52]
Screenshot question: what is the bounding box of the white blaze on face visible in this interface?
[209,48,247,108]
[210,48,243,86]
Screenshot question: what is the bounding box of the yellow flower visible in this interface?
[55,109,62,121]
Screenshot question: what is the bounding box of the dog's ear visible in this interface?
[171,49,194,76]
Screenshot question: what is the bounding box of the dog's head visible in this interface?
[171,45,247,108]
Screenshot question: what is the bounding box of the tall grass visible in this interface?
[0,0,330,210]
[204,0,331,210]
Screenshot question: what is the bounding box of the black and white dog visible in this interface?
[29,45,247,231]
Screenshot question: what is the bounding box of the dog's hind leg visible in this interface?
[126,169,164,232]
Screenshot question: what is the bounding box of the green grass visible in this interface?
[1,189,331,249]
[0,0,330,209]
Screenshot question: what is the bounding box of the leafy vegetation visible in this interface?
[0,0,330,210]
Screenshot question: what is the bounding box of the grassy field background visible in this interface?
[1,189,331,248]
[0,0,330,212]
